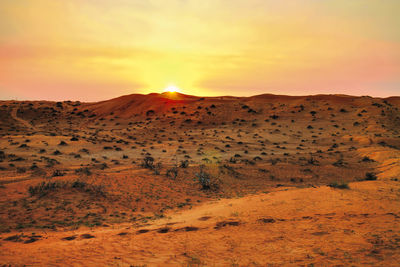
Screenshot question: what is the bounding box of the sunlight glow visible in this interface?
[162,85,181,93]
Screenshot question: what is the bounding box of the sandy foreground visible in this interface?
[1,178,399,266]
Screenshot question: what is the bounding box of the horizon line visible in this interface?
[1,91,399,103]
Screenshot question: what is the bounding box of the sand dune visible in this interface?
[0,92,399,266]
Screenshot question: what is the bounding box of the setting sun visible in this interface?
[162,85,181,93]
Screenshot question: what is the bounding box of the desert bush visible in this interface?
[9,155,25,162]
[28,180,106,198]
[332,158,345,167]
[28,181,64,197]
[270,115,279,119]
[328,181,349,189]
[180,160,189,168]
[29,163,38,170]
[361,156,374,162]
[220,164,240,178]
[153,162,162,175]
[270,158,279,165]
[364,172,377,180]
[142,156,154,169]
[307,157,319,165]
[75,167,92,176]
[166,166,178,179]
[195,165,219,191]
[43,157,59,167]
[98,163,108,170]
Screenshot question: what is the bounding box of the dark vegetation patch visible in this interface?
[258,218,276,223]
[328,181,350,189]
[136,229,150,234]
[214,221,240,229]
[62,235,77,241]
[175,226,199,232]
[198,216,212,221]
[3,233,42,243]
[28,180,106,198]
[156,227,170,233]
[80,233,95,239]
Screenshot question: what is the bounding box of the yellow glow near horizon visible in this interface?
[162,85,181,93]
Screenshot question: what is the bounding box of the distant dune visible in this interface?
[73,92,400,119]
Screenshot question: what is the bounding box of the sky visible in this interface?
[0,0,399,101]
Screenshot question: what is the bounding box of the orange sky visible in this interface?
[0,0,399,101]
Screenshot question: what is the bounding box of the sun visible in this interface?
[162,84,181,93]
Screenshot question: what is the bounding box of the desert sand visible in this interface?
[0,92,399,266]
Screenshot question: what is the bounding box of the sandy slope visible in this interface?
[1,179,399,266]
